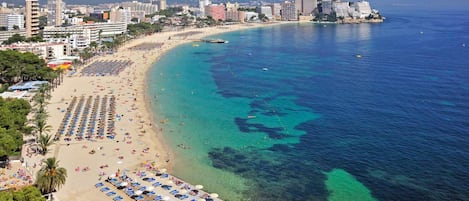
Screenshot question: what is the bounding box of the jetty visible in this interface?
[193,39,229,44]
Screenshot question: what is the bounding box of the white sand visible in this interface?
[30,23,283,201]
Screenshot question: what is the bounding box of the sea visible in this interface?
[146,10,469,201]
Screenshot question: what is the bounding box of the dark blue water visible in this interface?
[149,11,469,201]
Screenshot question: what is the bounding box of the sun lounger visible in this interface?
[95,182,104,188]
[152,182,162,187]
[100,187,110,192]
[113,196,124,201]
[106,191,117,196]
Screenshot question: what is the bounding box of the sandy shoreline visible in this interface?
[25,22,286,201]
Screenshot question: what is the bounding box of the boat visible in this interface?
[262,67,269,71]
[247,115,256,119]
[205,39,228,43]
[356,54,362,58]
[192,44,199,47]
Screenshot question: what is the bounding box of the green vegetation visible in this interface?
[2,34,44,45]
[38,16,47,30]
[0,186,46,201]
[0,97,31,156]
[30,84,54,154]
[36,157,67,194]
[127,22,164,37]
[0,50,59,84]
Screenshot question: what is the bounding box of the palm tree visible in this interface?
[36,157,67,194]
[38,133,53,155]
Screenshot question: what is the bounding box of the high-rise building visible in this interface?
[205,4,225,21]
[271,3,282,18]
[110,7,132,24]
[295,0,317,15]
[198,0,211,17]
[159,0,166,10]
[25,0,40,37]
[281,1,297,21]
[121,1,158,15]
[47,0,62,26]
[257,6,273,19]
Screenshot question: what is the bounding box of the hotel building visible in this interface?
[295,0,317,15]
[47,0,62,26]
[25,0,40,37]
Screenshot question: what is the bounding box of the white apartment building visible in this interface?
[271,3,282,18]
[110,7,132,24]
[0,42,71,60]
[82,22,127,37]
[0,30,26,43]
[43,26,97,50]
[7,14,24,30]
[256,6,273,19]
[121,1,158,15]
[42,22,126,49]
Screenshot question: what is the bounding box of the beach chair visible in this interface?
[113,196,124,201]
[134,195,145,201]
[95,182,104,188]
[106,191,117,196]
[100,187,110,192]
[170,190,179,195]
[152,182,162,187]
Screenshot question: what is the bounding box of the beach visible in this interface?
[24,23,279,201]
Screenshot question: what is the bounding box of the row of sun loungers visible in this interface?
[96,171,219,201]
[56,95,116,141]
[81,60,133,76]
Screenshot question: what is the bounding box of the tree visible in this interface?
[0,50,57,84]
[0,186,46,201]
[37,134,53,155]
[39,16,47,30]
[0,98,30,156]
[36,158,67,194]
[2,34,26,45]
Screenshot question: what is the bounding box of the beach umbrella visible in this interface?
[117,161,123,164]
[159,168,167,173]
[198,199,205,201]
[195,185,204,190]
[210,193,219,198]
[162,196,170,200]
[135,190,143,195]
[119,182,128,187]
[165,180,173,185]
[146,186,155,191]
[180,189,187,194]
[109,174,116,178]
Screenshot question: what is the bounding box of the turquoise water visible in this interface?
[148,11,469,201]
